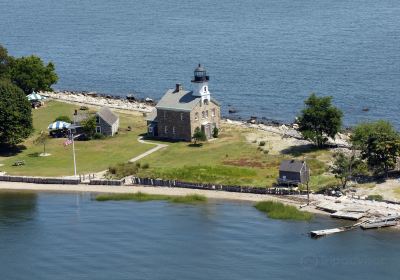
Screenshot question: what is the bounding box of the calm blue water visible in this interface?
[0,191,399,280]
[1,0,399,127]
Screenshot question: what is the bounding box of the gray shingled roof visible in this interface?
[97,107,118,126]
[156,88,220,111]
[156,89,200,111]
[279,160,305,173]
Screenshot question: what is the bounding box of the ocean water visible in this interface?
[0,191,399,280]
[0,0,399,127]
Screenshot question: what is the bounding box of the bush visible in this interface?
[55,115,72,123]
[80,106,89,111]
[93,132,105,140]
[213,127,219,138]
[259,141,266,146]
[142,163,150,169]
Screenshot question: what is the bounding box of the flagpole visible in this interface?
[71,131,77,177]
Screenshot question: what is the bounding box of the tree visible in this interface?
[33,130,49,156]
[330,152,366,188]
[362,133,400,177]
[9,55,58,94]
[351,120,398,150]
[297,93,343,148]
[0,80,33,146]
[0,44,12,80]
[351,121,400,177]
[81,116,97,139]
[192,127,206,145]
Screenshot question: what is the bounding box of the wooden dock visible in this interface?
[361,220,397,230]
[310,222,363,238]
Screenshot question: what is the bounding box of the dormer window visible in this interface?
[203,99,209,105]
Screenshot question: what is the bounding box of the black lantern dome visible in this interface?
[192,64,209,83]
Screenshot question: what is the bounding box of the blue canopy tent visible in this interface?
[48,121,71,130]
[27,91,46,101]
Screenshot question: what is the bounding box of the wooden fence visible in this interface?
[130,177,306,195]
[0,175,81,185]
[89,179,125,186]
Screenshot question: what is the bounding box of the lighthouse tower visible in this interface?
[191,64,211,104]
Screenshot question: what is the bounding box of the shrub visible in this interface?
[55,115,72,123]
[93,133,105,140]
[213,127,219,138]
[142,163,150,169]
[259,141,266,146]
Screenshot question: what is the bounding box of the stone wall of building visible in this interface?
[157,109,192,141]
[190,100,221,138]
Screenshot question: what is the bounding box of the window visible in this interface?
[180,113,184,121]
[148,127,153,133]
[202,111,205,119]
[96,116,100,124]
[204,86,207,92]
[195,112,199,120]
[96,126,101,133]
[204,99,209,105]
[211,108,215,117]
[164,126,168,134]
[172,126,176,135]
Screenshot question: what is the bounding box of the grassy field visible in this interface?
[254,201,313,221]
[123,125,334,188]
[0,100,152,176]
[95,192,207,203]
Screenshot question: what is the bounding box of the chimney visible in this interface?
[175,83,183,93]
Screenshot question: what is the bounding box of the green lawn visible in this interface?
[0,100,152,176]
[126,125,334,188]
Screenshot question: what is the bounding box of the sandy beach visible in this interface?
[0,181,326,214]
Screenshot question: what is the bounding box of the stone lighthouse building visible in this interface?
[147,64,221,141]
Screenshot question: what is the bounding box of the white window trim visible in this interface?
[164,126,168,134]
